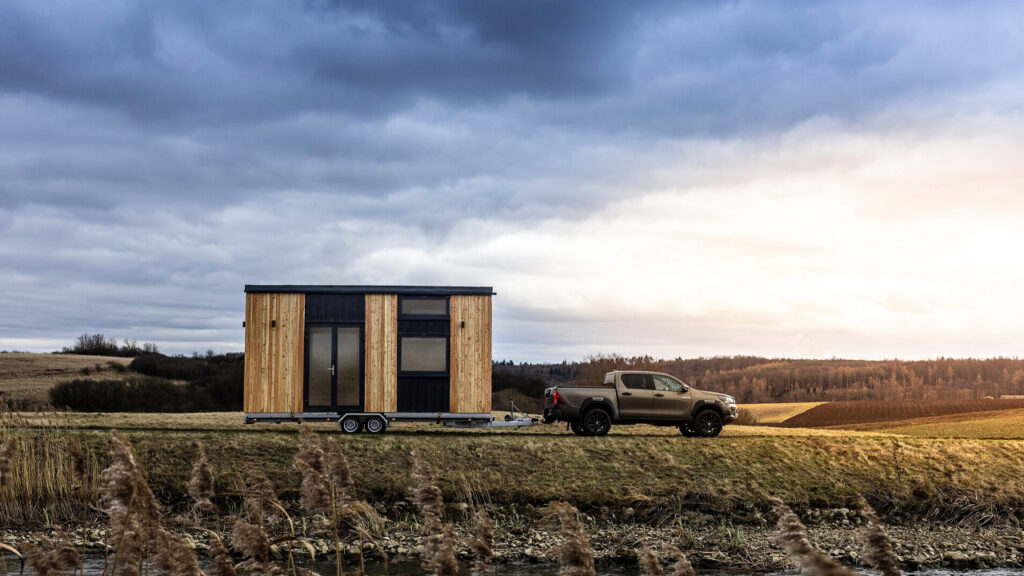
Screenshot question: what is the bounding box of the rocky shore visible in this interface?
[5,507,1024,572]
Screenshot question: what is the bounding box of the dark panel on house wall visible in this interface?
[396,377,450,412]
[397,320,449,335]
[305,293,365,323]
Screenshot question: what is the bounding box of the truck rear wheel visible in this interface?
[570,421,589,436]
[581,408,612,436]
[679,423,697,437]
[694,410,723,438]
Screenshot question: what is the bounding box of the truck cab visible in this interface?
[543,370,738,437]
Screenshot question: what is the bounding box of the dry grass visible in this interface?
[0,353,133,405]
[739,402,823,424]
[867,408,1024,439]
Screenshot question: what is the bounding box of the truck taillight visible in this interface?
[552,390,562,406]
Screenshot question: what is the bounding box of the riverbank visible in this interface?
[5,511,1024,572]
[6,425,1024,527]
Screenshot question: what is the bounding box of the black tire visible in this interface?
[694,410,723,438]
[679,423,697,437]
[340,417,362,434]
[570,421,589,436]
[581,408,612,436]
[365,416,387,434]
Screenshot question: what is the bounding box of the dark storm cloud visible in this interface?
[3,1,1024,354]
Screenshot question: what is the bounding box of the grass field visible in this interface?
[5,353,1024,530]
[846,407,1024,439]
[0,352,132,405]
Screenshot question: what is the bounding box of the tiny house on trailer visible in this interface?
[242,285,532,433]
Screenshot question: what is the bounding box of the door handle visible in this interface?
[654,393,664,397]
[331,365,336,376]
[621,391,632,396]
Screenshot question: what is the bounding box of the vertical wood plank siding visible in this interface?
[449,295,492,413]
[243,293,305,413]
[364,294,398,411]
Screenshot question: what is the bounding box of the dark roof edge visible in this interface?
[245,285,495,296]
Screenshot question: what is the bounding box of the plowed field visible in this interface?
[780,398,1024,428]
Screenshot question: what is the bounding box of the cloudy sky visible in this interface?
[2,1,1024,361]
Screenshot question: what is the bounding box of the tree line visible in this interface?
[493,355,1024,403]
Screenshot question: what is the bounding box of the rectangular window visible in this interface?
[621,374,651,390]
[400,297,448,317]
[400,336,447,372]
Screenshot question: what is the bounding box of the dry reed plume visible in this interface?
[22,527,79,576]
[409,451,458,576]
[187,443,216,514]
[99,432,202,576]
[859,502,901,576]
[243,468,282,523]
[233,519,282,576]
[207,531,238,576]
[639,544,663,576]
[770,497,856,576]
[544,502,596,576]
[471,508,494,574]
[294,425,330,514]
[0,436,16,488]
[663,545,695,576]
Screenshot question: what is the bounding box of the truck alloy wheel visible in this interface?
[679,423,697,437]
[582,409,612,436]
[694,410,723,438]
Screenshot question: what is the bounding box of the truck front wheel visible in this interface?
[582,408,612,436]
[694,410,723,438]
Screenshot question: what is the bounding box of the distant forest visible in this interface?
[493,355,1024,405]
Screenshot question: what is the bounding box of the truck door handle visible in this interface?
[621,391,632,396]
[331,365,336,376]
[654,393,664,397]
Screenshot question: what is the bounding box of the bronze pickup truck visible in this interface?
[542,370,737,437]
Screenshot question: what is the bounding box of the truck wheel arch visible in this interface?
[690,400,723,420]
[579,398,617,421]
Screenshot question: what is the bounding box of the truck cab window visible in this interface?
[621,374,651,390]
[653,375,686,393]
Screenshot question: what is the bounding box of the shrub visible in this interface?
[49,377,197,412]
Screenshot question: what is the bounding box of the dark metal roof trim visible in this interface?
[245,285,495,296]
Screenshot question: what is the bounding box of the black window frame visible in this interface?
[621,373,652,390]
[397,334,450,377]
[398,295,450,320]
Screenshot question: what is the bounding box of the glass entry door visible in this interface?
[305,325,363,412]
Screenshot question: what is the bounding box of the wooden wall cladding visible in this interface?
[449,295,492,413]
[243,293,305,413]
[364,294,398,412]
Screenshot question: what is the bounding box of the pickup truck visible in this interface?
[542,370,737,437]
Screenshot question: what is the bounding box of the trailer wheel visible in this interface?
[340,417,362,434]
[694,410,723,438]
[364,416,387,434]
[581,408,612,436]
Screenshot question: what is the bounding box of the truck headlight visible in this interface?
[718,394,735,405]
